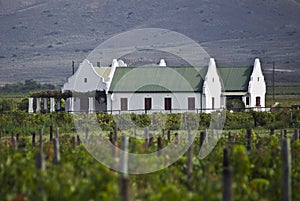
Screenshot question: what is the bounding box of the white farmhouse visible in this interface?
[28,58,266,114]
[62,59,110,113]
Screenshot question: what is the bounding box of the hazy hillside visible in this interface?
[0,0,299,84]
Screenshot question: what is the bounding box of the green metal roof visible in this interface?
[217,66,252,92]
[108,67,206,93]
[108,66,253,93]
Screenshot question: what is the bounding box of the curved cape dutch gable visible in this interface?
[62,59,107,93]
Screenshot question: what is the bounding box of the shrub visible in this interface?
[226,98,245,112]
[130,113,151,128]
[251,111,275,128]
[96,112,115,131]
[165,114,181,130]
[0,99,14,113]
[199,113,210,129]
[225,112,254,129]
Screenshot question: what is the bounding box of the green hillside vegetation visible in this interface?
[0,80,58,96]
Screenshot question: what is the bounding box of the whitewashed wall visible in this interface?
[248,58,266,111]
[202,58,223,113]
[62,59,107,93]
[107,92,202,114]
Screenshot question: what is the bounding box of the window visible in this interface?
[84,78,87,83]
[188,97,195,110]
[145,98,152,111]
[120,98,128,111]
[246,97,250,106]
[256,96,261,107]
[212,97,215,110]
[164,97,172,110]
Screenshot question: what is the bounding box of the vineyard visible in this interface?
[0,110,300,201]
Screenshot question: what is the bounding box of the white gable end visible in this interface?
[62,59,107,93]
[203,58,223,113]
[248,58,266,110]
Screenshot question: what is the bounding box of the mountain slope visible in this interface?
[0,0,299,84]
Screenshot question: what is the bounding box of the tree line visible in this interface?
[0,80,57,95]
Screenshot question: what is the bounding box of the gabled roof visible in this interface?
[217,66,252,92]
[108,67,206,93]
[108,66,253,93]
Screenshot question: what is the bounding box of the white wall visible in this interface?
[202,58,223,113]
[62,59,107,93]
[248,58,266,111]
[107,92,201,114]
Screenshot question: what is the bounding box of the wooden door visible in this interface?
[164,98,171,110]
[120,98,128,111]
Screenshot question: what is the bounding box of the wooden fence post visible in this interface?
[148,133,154,147]
[282,138,291,201]
[109,132,114,143]
[53,128,60,165]
[200,131,206,149]
[270,128,275,136]
[109,131,116,157]
[246,129,252,151]
[35,129,45,170]
[120,136,129,201]
[32,132,36,146]
[280,130,284,145]
[16,133,19,142]
[114,126,118,144]
[85,127,89,144]
[77,134,81,145]
[134,127,137,138]
[53,139,60,164]
[174,133,179,145]
[50,125,53,141]
[72,136,76,149]
[157,136,162,156]
[11,133,16,148]
[186,128,193,177]
[56,128,60,144]
[293,129,299,141]
[222,148,233,201]
[144,128,149,149]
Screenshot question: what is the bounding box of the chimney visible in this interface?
[72,61,75,75]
